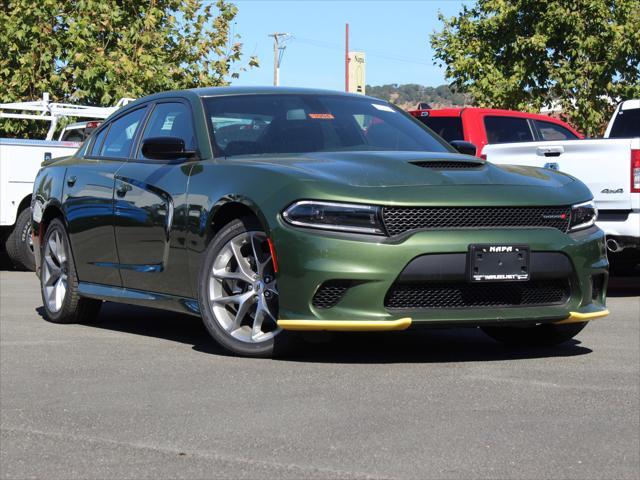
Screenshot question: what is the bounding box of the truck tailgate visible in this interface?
[483,138,636,211]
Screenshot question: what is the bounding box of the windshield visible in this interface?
[203,94,452,157]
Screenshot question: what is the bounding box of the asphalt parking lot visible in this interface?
[1,270,638,480]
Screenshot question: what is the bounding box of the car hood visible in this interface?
[228,151,575,188]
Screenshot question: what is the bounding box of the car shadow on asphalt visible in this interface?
[36,302,594,364]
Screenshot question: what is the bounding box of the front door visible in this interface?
[113,101,195,297]
[63,107,147,286]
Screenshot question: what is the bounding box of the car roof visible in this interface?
[410,106,581,125]
[64,120,100,129]
[124,86,385,106]
[409,107,566,119]
[620,99,640,111]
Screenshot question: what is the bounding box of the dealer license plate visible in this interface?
[469,244,530,282]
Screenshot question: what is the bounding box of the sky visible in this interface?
[228,0,471,90]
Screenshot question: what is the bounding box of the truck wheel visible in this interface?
[481,322,587,346]
[40,218,102,324]
[5,208,36,271]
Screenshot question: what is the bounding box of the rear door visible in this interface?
[113,100,194,297]
[63,107,147,286]
[483,138,634,211]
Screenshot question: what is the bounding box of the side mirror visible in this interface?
[449,140,477,156]
[141,137,196,161]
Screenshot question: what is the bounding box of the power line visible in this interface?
[291,35,433,66]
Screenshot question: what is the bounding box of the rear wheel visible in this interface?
[198,217,294,357]
[40,218,102,324]
[481,322,587,346]
[5,208,35,271]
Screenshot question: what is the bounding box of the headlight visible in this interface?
[282,201,385,235]
[569,200,598,231]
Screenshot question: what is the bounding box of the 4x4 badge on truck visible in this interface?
[601,188,624,194]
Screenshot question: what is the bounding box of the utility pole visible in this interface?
[345,23,349,92]
[268,32,289,86]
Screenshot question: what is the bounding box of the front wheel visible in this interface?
[481,322,587,346]
[198,217,295,357]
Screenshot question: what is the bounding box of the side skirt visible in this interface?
[77,282,201,317]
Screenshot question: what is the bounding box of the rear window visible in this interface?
[608,108,640,138]
[484,116,534,144]
[203,94,450,157]
[417,115,464,142]
[534,120,578,141]
[60,129,85,142]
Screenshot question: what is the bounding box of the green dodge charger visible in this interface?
[31,87,609,357]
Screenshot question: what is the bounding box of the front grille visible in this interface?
[411,161,483,169]
[312,281,351,309]
[385,280,570,309]
[382,206,571,236]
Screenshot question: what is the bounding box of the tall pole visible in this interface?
[345,23,349,92]
[273,34,279,86]
[269,32,288,86]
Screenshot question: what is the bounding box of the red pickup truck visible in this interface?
[409,107,583,156]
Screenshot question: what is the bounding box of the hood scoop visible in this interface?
[411,160,485,170]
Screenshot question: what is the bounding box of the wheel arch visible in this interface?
[38,202,66,241]
[207,196,271,244]
[16,194,32,216]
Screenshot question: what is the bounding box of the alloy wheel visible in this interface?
[208,231,280,343]
[42,230,68,313]
[26,224,34,254]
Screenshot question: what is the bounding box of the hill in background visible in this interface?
[366,83,472,110]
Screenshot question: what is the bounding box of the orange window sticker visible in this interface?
[308,113,335,120]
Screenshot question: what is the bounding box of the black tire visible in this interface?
[481,322,588,346]
[4,224,20,270]
[40,218,102,324]
[6,208,36,271]
[198,217,295,358]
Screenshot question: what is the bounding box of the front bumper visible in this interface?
[271,221,609,329]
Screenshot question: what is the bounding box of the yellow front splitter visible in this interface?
[278,310,610,331]
[277,318,412,332]
[554,309,610,325]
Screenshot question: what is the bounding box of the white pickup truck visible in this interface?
[0,94,131,270]
[483,100,640,268]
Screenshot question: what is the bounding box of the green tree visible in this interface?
[431,0,640,136]
[0,0,258,137]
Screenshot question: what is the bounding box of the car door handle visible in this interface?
[66,176,77,187]
[536,146,564,157]
[116,183,132,197]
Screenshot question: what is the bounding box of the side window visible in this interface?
[137,102,195,159]
[89,126,109,156]
[535,120,578,141]
[99,108,146,158]
[418,116,464,142]
[484,116,534,144]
